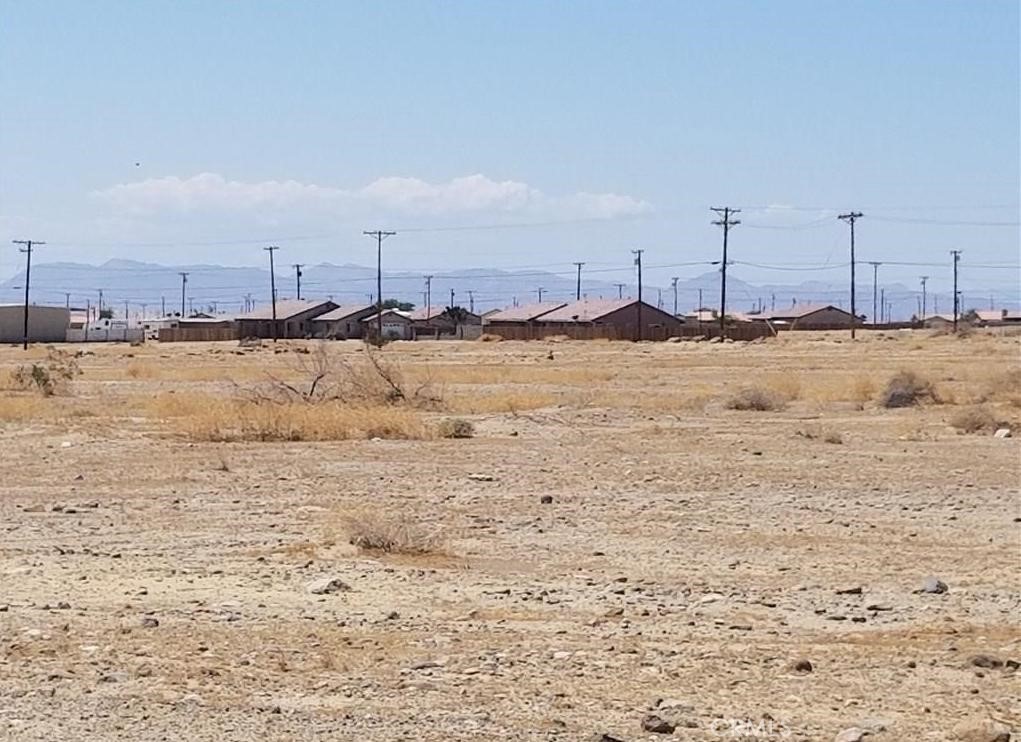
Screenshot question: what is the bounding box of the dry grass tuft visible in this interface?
[0,395,53,421]
[437,418,475,439]
[978,367,1021,408]
[151,394,428,442]
[725,386,787,412]
[342,511,445,555]
[949,406,999,434]
[878,370,936,408]
[478,333,503,342]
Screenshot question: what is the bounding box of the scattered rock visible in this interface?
[467,473,495,482]
[918,576,948,594]
[409,660,445,671]
[306,577,351,595]
[141,616,160,628]
[591,735,626,742]
[834,727,867,742]
[641,715,676,734]
[993,428,1012,439]
[791,659,813,673]
[540,494,554,505]
[951,716,1012,742]
[968,655,1004,669]
[836,586,863,595]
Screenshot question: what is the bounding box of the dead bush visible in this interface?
[478,333,503,342]
[725,386,786,412]
[437,417,475,438]
[949,406,998,434]
[343,512,444,555]
[254,344,441,408]
[878,370,936,408]
[9,348,81,396]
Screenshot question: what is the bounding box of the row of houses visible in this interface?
[2,300,1018,344]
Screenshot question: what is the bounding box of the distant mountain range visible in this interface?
[0,258,1012,322]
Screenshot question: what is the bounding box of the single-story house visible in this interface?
[408,306,483,338]
[974,309,1021,327]
[488,298,683,340]
[308,304,376,339]
[361,309,415,341]
[235,299,338,339]
[761,304,861,330]
[921,314,957,329]
[484,301,568,329]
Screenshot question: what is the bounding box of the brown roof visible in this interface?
[408,306,482,322]
[537,298,648,323]
[360,309,413,323]
[766,304,853,320]
[311,304,373,322]
[486,301,567,322]
[236,299,337,321]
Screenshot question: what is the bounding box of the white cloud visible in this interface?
[94,172,651,221]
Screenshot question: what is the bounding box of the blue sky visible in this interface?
[1,0,1018,301]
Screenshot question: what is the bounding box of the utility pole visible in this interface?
[264,246,279,342]
[880,288,885,323]
[573,262,585,301]
[711,207,740,338]
[868,262,881,326]
[467,290,475,314]
[449,288,455,308]
[293,264,304,300]
[837,211,863,339]
[632,249,644,341]
[98,288,104,316]
[951,249,962,332]
[919,276,929,320]
[124,299,129,322]
[12,239,43,350]
[614,283,625,299]
[178,273,188,316]
[161,296,166,317]
[424,275,433,319]
[537,287,545,302]
[363,230,396,344]
[671,276,679,316]
[657,287,663,310]
[64,292,70,309]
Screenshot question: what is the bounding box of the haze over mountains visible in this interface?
[0,258,1013,321]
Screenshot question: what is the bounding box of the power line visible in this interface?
[837,211,863,340]
[711,207,740,339]
[363,230,396,344]
[263,247,279,341]
[12,239,44,350]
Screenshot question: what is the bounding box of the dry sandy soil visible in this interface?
[0,330,1018,741]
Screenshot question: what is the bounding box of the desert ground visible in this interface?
[0,330,1018,741]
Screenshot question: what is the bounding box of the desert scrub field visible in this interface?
[0,330,1018,740]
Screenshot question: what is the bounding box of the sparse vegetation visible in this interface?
[725,386,787,411]
[7,348,81,396]
[162,397,428,442]
[342,511,444,555]
[949,405,998,434]
[878,370,936,408]
[437,417,475,438]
